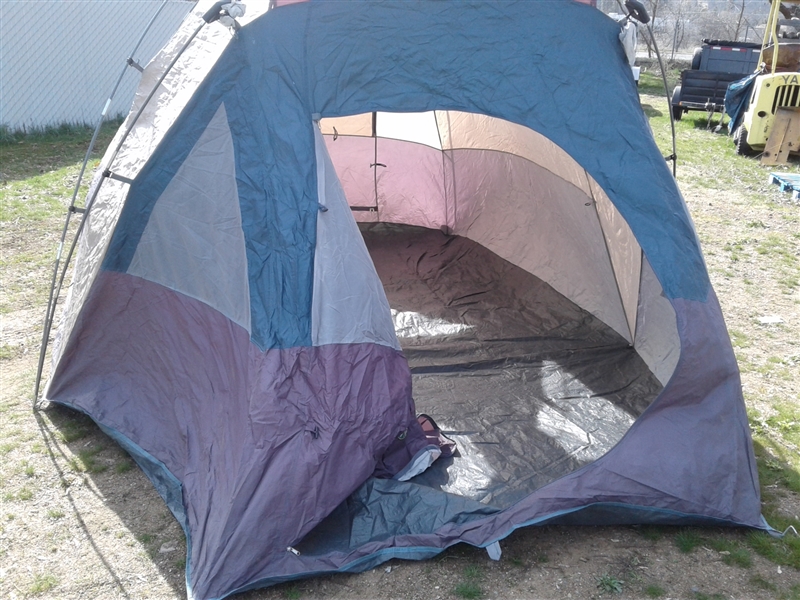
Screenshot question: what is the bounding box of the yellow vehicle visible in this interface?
[735,0,800,156]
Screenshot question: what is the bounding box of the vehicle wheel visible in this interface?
[671,85,683,121]
[735,125,755,156]
[691,48,702,70]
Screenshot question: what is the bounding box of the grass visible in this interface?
[640,80,798,199]
[0,120,121,315]
[453,581,483,600]
[707,538,753,568]
[454,565,484,599]
[637,68,681,97]
[694,592,725,600]
[783,584,800,600]
[283,584,301,599]
[67,445,108,474]
[674,529,703,553]
[645,584,666,597]
[28,572,58,594]
[674,529,753,569]
[672,529,754,568]
[750,404,800,496]
[750,574,777,592]
[16,486,34,501]
[597,573,624,594]
[746,529,800,570]
[0,119,122,182]
[115,459,134,474]
[0,344,21,360]
[53,414,91,444]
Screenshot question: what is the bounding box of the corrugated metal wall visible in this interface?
[0,0,195,132]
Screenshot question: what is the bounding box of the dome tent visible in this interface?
[42,1,766,598]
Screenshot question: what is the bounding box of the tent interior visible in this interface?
[291,109,680,554]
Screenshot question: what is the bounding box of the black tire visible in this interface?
[735,125,755,156]
[671,85,683,121]
[691,48,702,70]
[625,0,650,24]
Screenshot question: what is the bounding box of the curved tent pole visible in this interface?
[33,0,176,408]
[646,24,678,177]
[33,2,229,408]
[616,0,678,177]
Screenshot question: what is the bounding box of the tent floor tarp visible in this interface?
[296,224,663,556]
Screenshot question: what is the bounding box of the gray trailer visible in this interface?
[671,39,761,120]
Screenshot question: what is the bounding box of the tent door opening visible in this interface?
[361,222,662,509]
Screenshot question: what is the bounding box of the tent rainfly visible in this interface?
[41,1,768,598]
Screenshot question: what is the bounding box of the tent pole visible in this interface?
[645,23,678,177]
[33,2,206,409]
[614,0,677,177]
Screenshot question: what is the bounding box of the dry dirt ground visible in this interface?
[1,130,799,600]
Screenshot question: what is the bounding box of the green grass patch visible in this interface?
[779,275,800,291]
[0,172,70,223]
[55,420,91,444]
[707,538,752,568]
[746,530,800,571]
[756,235,798,263]
[723,547,752,568]
[728,329,750,348]
[137,533,155,545]
[597,573,624,594]
[0,119,122,182]
[644,584,666,598]
[67,445,107,474]
[0,344,23,360]
[463,565,482,580]
[115,459,134,474]
[46,509,65,520]
[674,529,702,553]
[282,583,301,599]
[641,91,797,200]
[782,584,800,600]
[749,574,777,592]
[28,572,58,595]
[694,592,725,600]
[638,69,681,97]
[454,564,484,599]
[16,487,34,501]
[454,581,483,599]
[751,410,800,495]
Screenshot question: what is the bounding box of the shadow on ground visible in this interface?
[37,404,187,599]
